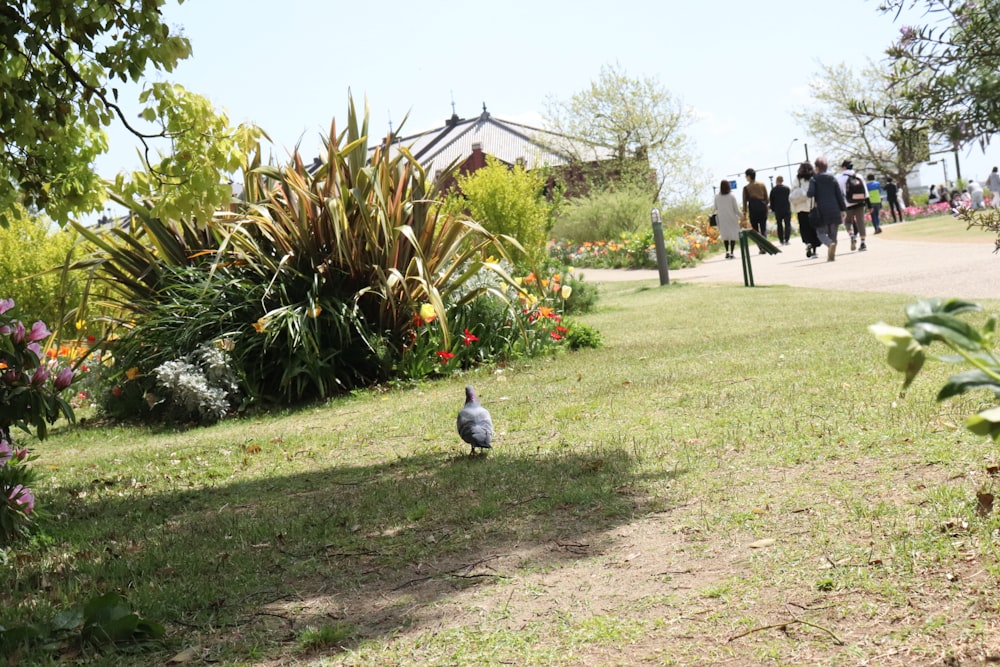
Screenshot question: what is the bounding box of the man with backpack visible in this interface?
[837,160,869,252]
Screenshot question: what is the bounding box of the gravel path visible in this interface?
[578,234,1000,301]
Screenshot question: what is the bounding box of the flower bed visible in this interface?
[548,229,719,270]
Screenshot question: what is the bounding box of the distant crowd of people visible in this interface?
[712,158,999,262]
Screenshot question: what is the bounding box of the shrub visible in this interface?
[450,157,557,266]
[551,183,655,243]
[0,207,84,331]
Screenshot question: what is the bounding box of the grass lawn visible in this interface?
[880,212,996,243]
[4,276,1000,665]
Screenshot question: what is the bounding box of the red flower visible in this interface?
[436,350,455,364]
[461,328,479,345]
[551,325,569,341]
[111,386,123,397]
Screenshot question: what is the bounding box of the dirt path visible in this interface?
[578,233,1000,301]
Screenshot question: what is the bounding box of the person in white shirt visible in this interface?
[987,167,1000,207]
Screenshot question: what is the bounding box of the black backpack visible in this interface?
[845,173,868,205]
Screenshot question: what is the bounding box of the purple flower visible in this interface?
[0,325,9,336]
[54,367,74,391]
[27,342,42,359]
[2,369,19,386]
[0,439,11,465]
[30,365,49,387]
[10,321,25,344]
[8,484,35,514]
[0,298,13,315]
[26,321,51,343]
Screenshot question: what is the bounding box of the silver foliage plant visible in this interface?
[151,344,240,423]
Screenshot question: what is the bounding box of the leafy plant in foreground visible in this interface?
[0,592,164,659]
[870,298,1000,439]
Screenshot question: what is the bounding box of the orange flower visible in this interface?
[538,306,556,318]
[253,317,267,333]
[125,367,140,381]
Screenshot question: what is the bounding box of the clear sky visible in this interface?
[93,0,997,216]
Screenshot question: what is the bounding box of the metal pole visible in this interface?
[650,208,670,286]
[804,143,809,162]
[786,138,798,181]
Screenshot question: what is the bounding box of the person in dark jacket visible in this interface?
[884,177,903,222]
[742,168,769,252]
[769,175,792,245]
[806,156,847,262]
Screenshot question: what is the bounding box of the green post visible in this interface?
[650,208,670,286]
[739,230,754,287]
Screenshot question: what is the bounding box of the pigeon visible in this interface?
[457,385,493,455]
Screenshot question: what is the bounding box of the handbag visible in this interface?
[709,213,718,227]
[807,198,822,227]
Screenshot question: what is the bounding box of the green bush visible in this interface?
[0,208,83,332]
[449,157,557,267]
[550,183,656,243]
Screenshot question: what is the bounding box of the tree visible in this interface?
[874,0,1000,149]
[542,63,703,204]
[0,1,257,226]
[794,60,927,205]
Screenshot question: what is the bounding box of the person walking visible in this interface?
[988,167,1000,207]
[884,177,904,222]
[836,159,868,252]
[866,174,884,234]
[769,175,792,245]
[807,156,847,262]
[791,162,821,258]
[714,179,745,260]
[742,168,769,252]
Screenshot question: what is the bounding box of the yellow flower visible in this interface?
[125,367,139,380]
[253,317,267,333]
[561,285,573,299]
[419,303,437,323]
[307,305,322,318]
[75,319,87,331]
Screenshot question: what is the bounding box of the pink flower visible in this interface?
[0,439,11,465]
[27,342,42,359]
[0,298,12,315]
[54,367,74,391]
[27,321,51,342]
[10,321,25,344]
[8,484,35,514]
[30,365,49,387]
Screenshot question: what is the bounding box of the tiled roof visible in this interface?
[379,110,614,175]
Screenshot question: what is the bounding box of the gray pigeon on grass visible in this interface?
[457,385,493,455]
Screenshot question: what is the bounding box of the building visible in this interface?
[374,105,620,196]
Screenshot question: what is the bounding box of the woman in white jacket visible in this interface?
[714,179,745,259]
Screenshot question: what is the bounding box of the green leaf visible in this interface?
[909,315,983,350]
[869,321,926,392]
[904,298,981,321]
[937,368,1000,401]
[966,406,1000,441]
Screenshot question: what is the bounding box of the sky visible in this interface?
[92,0,998,219]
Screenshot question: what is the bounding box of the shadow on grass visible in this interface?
[9,444,684,661]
